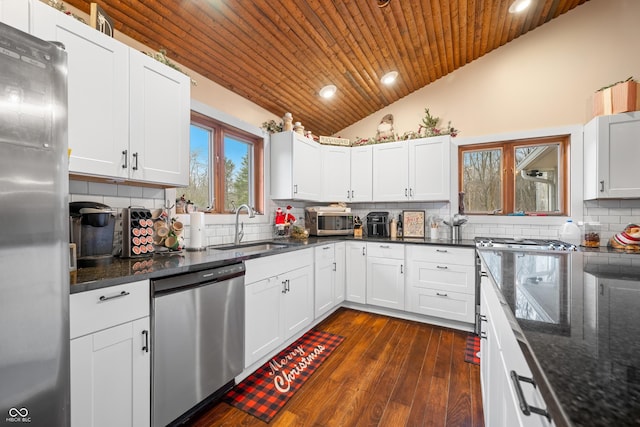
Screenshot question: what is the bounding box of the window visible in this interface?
[184,111,264,213]
[459,136,568,215]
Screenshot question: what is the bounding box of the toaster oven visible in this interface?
[305,209,354,236]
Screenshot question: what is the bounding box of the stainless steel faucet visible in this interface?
[234,204,255,244]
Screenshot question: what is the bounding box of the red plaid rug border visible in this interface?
[464,334,480,365]
[224,329,344,423]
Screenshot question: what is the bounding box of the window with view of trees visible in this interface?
[184,112,263,213]
[459,136,568,215]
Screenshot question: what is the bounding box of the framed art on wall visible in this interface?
[402,210,425,238]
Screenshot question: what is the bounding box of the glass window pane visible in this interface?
[514,144,560,213]
[185,124,211,209]
[223,135,251,211]
[462,149,502,213]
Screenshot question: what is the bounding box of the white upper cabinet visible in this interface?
[584,112,640,199]
[350,145,373,202]
[373,137,451,202]
[4,0,190,187]
[29,1,130,180]
[409,136,450,201]
[372,141,409,201]
[129,49,190,186]
[271,131,322,201]
[321,145,351,202]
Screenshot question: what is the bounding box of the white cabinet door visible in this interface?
[584,112,640,199]
[70,317,150,427]
[129,49,190,186]
[346,242,367,304]
[350,145,373,202]
[334,242,346,304]
[314,244,335,318]
[372,141,409,201]
[270,132,322,200]
[282,264,314,338]
[245,277,283,367]
[409,136,450,201]
[321,145,350,202]
[366,257,405,310]
[31,1,129,179]
[0,0,30,31]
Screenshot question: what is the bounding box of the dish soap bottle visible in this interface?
[559,219,581,245]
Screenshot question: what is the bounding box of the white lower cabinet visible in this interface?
[346,241,367,304]
[334,242,346,304]
[405,245,475,324]
[480,275,554,427]
[70,280,150,427]
[244,248,314,368]
[315,244,336,317]
[366,243,405,310]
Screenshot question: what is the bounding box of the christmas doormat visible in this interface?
[224,329,344,423]
[464,334,480,365]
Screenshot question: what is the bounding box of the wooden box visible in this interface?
[593,81,640,117]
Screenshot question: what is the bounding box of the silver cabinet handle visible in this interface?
[436,249,448,253]
[510,371,551,421]
[409,188,414,197]
[351,190,354,198]
[286,279,290,293]
[436,265,448,270]
[347,190,350,200]
[436,292,448,297]
[479,314,487,322]
[323,246,331,250]
[480,271,488,277]
[480,331,487,340]
[599,180,605,192]
[282,280,287,294]
[98,290,130,302]
[333,262,337,271]
[379,245,390,248]
[294,184,298,194]
[400,264,404,274]
[362,247,366,256]
[132,152,139,170]
[142,330,149,353]
[404,188,408,197]
[122,149,128,169]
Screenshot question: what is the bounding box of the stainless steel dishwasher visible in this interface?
[151,263,245,427]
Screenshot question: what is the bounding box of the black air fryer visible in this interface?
[366,212,389,237]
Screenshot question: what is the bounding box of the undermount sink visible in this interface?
[209,241,291,254]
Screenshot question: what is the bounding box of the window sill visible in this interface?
[465,215,569,226]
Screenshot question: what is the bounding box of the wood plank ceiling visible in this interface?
[64,0,589,136]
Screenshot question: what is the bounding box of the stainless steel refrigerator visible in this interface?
[0,22,69,426]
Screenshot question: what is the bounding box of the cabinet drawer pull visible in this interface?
[294,184,298,194]
[436,265,448,270]
[122,149,128,169]
[436,292,448,297]
[400,264,404,274]
[142,330,149,353]
[480,271,488,277]
[333,262,337,272]
[510,371,551,421]
[362,247,366,256]
[323,246,331,250]
[404,188,408,197]
[479,314,487,322]
[599,180,604,192]
[98,290,130,302]
[351,190,354,198]
[132,152,139,170]
[480,331,487,340]
[436,249,448,253]
[379,245,390,248]
[282,280,287,294]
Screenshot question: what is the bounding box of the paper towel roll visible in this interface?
[189,212,205,250]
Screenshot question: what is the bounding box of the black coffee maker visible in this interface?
[69,202,116,266]
[366,212,389,237]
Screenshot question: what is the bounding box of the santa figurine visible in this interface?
[284,205,296,224]
[275,207,285,225]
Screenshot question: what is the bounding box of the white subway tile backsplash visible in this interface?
[88,182,118,196]
[69,180,88,194]
[117,185,143,198]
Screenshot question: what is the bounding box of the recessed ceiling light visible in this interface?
[319,84,337,99]
[509,0,532,13]
[381,71,398,85]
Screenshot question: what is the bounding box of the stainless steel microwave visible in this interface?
[305,210,354,236]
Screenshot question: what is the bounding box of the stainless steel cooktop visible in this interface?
[475,237,579,251]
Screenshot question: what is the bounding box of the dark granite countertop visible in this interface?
[478,248,640,427]
[71,235,475,293]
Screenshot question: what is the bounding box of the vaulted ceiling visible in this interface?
[65,0,589,136]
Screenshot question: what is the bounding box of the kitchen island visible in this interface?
[478,248,640,426]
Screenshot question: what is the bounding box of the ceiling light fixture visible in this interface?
[319,84,337,99]
[509,0,532,13]
[380,71,398,85]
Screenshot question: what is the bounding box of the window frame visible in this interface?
[458,135,569,216]
[191,111,264,214]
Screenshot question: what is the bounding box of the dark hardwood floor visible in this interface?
[191,308,484,427]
